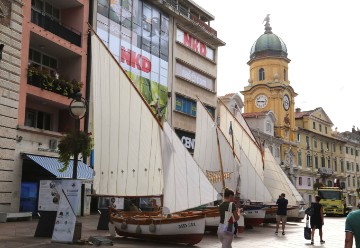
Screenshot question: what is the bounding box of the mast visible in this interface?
[215,128,226,191]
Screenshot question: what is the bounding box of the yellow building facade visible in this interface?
[241,17,298,172]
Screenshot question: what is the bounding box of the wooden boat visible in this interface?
[91,32,218,245]
[109,208,206,245]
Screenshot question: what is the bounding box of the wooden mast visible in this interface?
[215,128,226,191]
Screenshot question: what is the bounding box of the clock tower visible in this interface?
[241,15,298,164]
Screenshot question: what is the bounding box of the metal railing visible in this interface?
[31,8,81,47]
[162,0,217,36]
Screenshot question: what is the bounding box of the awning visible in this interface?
[25,154,93,180]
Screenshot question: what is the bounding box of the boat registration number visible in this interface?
[178,222,196,229]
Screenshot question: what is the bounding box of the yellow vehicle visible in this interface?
[318,187,351,216]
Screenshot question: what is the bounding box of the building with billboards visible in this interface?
[93,0,225,152]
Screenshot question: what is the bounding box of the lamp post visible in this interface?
[69,92,87,179]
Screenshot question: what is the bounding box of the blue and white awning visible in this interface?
[25,154,93,180]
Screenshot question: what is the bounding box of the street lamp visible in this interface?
[69,92,87,179]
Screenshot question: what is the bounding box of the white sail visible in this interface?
[237,147,273,203]
[263,148,301,205]
[162,122,218,214]
[91,34,163,196]
[194,101,239,193]
[283,167,304,204]
[195,101,272,203]
[218,101,264,180]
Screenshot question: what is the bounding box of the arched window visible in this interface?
[259,68,265,81]
[284,69,286,81]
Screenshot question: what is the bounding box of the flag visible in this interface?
[229,121,233,136]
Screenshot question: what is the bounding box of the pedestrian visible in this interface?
[310,195,325,245]
[345,209,360,248]
[218,188,240,248]
[275,193,288,235]
[357,199,360,209]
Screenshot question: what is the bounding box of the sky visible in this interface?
[194,0,360,133]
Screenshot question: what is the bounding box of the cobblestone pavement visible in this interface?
[0,214,349,248]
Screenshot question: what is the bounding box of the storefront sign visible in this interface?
[176,29,214,60]
[175,129,195,153]
[176,63,214,91]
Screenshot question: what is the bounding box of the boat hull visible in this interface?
[264,206,305,223]
[111,214,206,245]
[244,209,266,226]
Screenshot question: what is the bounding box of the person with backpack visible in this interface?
[310,195,325,245]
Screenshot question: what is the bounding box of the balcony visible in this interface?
[318,167,333,176]
[27,64,82,98]
[31,8,81,47]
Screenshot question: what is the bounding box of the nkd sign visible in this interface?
[176,29,214,61]
[175,129,195,153]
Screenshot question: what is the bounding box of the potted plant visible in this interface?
[58,130,92,172]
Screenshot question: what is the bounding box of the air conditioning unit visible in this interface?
[49,139,58,150]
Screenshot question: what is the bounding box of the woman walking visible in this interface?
[218,188,240,248]
[310,195,325,245]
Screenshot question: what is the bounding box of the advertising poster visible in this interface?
[38,180,62,211]
[51,180,81,243]
[97,0,169,118]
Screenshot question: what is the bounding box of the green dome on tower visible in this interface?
[249,15,288,61]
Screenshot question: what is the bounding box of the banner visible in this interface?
[51,180,81,243]
[97,0,170,117]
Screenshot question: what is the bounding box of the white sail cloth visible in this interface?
[162,122,218,213]
[194,101,239,194]
[218,102,264,181]
[91,33,217,213]
[194,101,272,203]
[263,148,302,205]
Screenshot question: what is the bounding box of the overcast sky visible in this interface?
[194,0,360,133]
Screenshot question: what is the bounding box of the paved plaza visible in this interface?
[0,214,349,248]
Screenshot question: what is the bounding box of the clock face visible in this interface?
[283,94,290,110]
[255,94,268,109]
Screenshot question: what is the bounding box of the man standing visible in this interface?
[345,209,360,248]
[275,193,288,235]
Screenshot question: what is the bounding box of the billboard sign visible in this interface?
[97,0,169,117]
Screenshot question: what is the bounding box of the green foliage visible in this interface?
[27,64,83,97]
[58,130,92,172]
